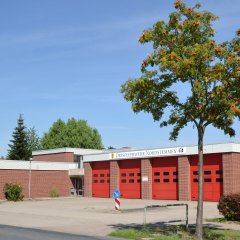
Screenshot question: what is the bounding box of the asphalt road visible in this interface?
[0,225,119,240]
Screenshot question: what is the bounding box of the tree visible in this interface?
[26,127,42,154]
[41,118,104,149]
[8,114,31,160]
[121,1,240,239]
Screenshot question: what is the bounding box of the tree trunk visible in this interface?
[196,126,204,239]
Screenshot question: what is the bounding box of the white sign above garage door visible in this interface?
[110,147,186,160]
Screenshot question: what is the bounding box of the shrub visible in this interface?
[3,183,24,201]
[218,193,240,221]
[49,188,60,198]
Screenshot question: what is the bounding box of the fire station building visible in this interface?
[0,142,240,202]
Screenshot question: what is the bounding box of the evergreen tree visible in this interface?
[8,114,31,160]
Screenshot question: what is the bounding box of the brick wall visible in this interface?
[110,160,120,197]
[141,158,152,199]
[32,152,74,162]
[223,153,240,195]
[178,156,191,201]
[83,162,92,197]
[0,169,73,199]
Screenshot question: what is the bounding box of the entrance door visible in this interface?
[71,177,84,196]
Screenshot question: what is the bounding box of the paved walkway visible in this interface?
[0,198,239,237]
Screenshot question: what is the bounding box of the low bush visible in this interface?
[49,188,60,198]
[218,193,240,221]
[3,183,24,201]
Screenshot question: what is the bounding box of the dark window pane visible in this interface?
[93,174,98,177]
[193,178,198,182]
[173,172,178,175]
[107,174,110,177]
[121,179,126,183]
[216,178,223,182]
[121,173,126,177]
[137,179,141,183]
[93,180,98,183]
[216,170,223,175]
[100,174,104,177]
[129,173,134,177]
[154,172,160,176]
[204,178,211,182]
[100,180,104,183]
[107,180,110,183]
[137,173,141,176]
[173,179,178,182]
[163,179,169,182]
[129,179,134,183]
[154,179,160,183]
[204,171,211,175]
[193,171,198,175]
[163,172,169,176]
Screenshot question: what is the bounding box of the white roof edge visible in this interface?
[83,142,240,162]
[32,148,103,156]
[0,160,78,171]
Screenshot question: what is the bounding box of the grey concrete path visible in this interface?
[0,197,239,237]
[0,225,119,240]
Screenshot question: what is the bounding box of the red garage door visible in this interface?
[119,159,141,199]
[152,157,178,200]
[92,161,110,198]
[190,154,223,201]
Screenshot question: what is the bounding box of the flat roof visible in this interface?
[83,142,240,162]
[32,148,103,156]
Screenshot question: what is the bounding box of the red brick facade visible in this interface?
[33,152,74,162]
[178,156,191,201]
[83,162,92,197]
[222,153,240,195]
[110,161,120,197]
[141,159,152,199]
[0,169,73,199]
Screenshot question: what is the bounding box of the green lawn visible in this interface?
[110,225,240,240]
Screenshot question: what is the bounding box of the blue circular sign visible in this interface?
[113,189,120,198]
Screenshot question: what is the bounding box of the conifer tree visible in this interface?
[8,114,31,160]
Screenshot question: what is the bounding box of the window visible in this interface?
[129,173,134,177]
[193,171,198,175]
[100,180,104,183]
[216,170,223,174]
[74,155,83,168]
[93,174,98,177]
[163,172,169,176]
[121,173,126,177]
[137,179,141,183]
[100,174,104,177]
[121,179,126,183]
[204,171,211,175]
[204,178,211,182]
[163,179,169,182]
[173,179,178,182]
[216,178,223,182]
[193,178,198,182]
[154,172,160,176]
[137,173,141,176]
[129,179,134,183]
[154,179,160,183]
[107,180,110,183]
[173,171,178,175]
[93,180,98,183]
[107,174,110,177]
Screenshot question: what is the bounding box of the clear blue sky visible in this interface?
[1,0,240,157]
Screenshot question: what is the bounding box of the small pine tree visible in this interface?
[8,114,31,160]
